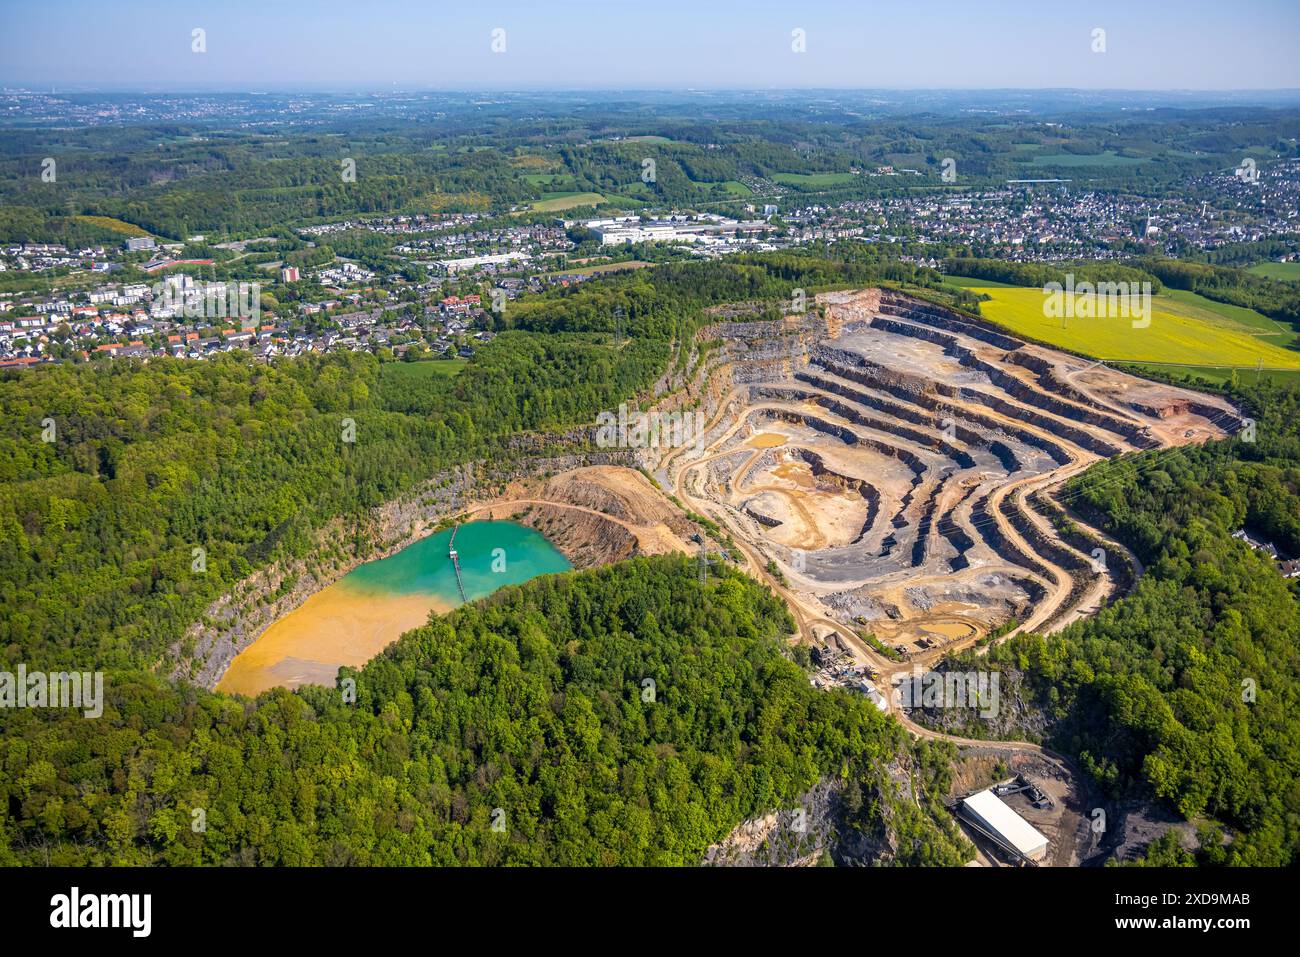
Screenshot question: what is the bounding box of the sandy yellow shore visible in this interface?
[216,583,454,697]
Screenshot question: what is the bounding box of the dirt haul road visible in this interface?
[636,289,1240,767]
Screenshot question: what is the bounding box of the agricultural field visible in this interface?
[1126,362,1300,388]
[771,171,858,187]
[522,172,577,188]
[378,357,467,382]
[1028,151,1148,167]
[542,260,653,278]
[1161,287,1297,340]
[510,153,554,169]
[1247,261,1300,282]
[527,191,607,212]
[941,274,1018,289]
[424,190,491,211]
[73,215,152,237]
[971,285,1300,369]
[711,180,753,195]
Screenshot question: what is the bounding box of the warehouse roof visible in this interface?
[961,789,1049,859]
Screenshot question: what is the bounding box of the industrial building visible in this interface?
[435,252,528,276]
[958,789,1049,863]
[583,215,769,246]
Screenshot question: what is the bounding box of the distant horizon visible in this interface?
[5,86,1300,96]
[2,0,1297,91]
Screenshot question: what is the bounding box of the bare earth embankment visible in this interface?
[651,289,1237,676]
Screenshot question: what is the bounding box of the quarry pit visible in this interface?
[637,288,1242,676]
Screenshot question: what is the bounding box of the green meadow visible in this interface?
[1247,261,1300,283]
[771,171,858,187]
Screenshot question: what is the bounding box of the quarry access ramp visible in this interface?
[656,287,1238,680]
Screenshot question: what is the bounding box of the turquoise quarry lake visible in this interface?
[218,521,571,696]
[345,520,572,600]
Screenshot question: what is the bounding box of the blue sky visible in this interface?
[1,0,1297,91]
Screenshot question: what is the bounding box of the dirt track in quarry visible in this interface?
[496,289,1238,697]
[468,466,698,570]
[636,288,1241,692]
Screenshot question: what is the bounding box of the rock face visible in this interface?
[647,288,1241,661]
[476,466,698,569]
[508,503,641,568]
[742,491,788,528]
[702,779,844,867]
[702,765,919,867]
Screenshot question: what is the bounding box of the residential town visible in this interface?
[2,158,1296,369]
[0,269,503,368]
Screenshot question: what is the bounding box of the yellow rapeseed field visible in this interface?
[972,286,1300,369]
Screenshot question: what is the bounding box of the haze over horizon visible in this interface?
[2,0,1298,92]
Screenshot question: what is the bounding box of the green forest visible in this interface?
[4,103,1297,242]
[0,334,668,675]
